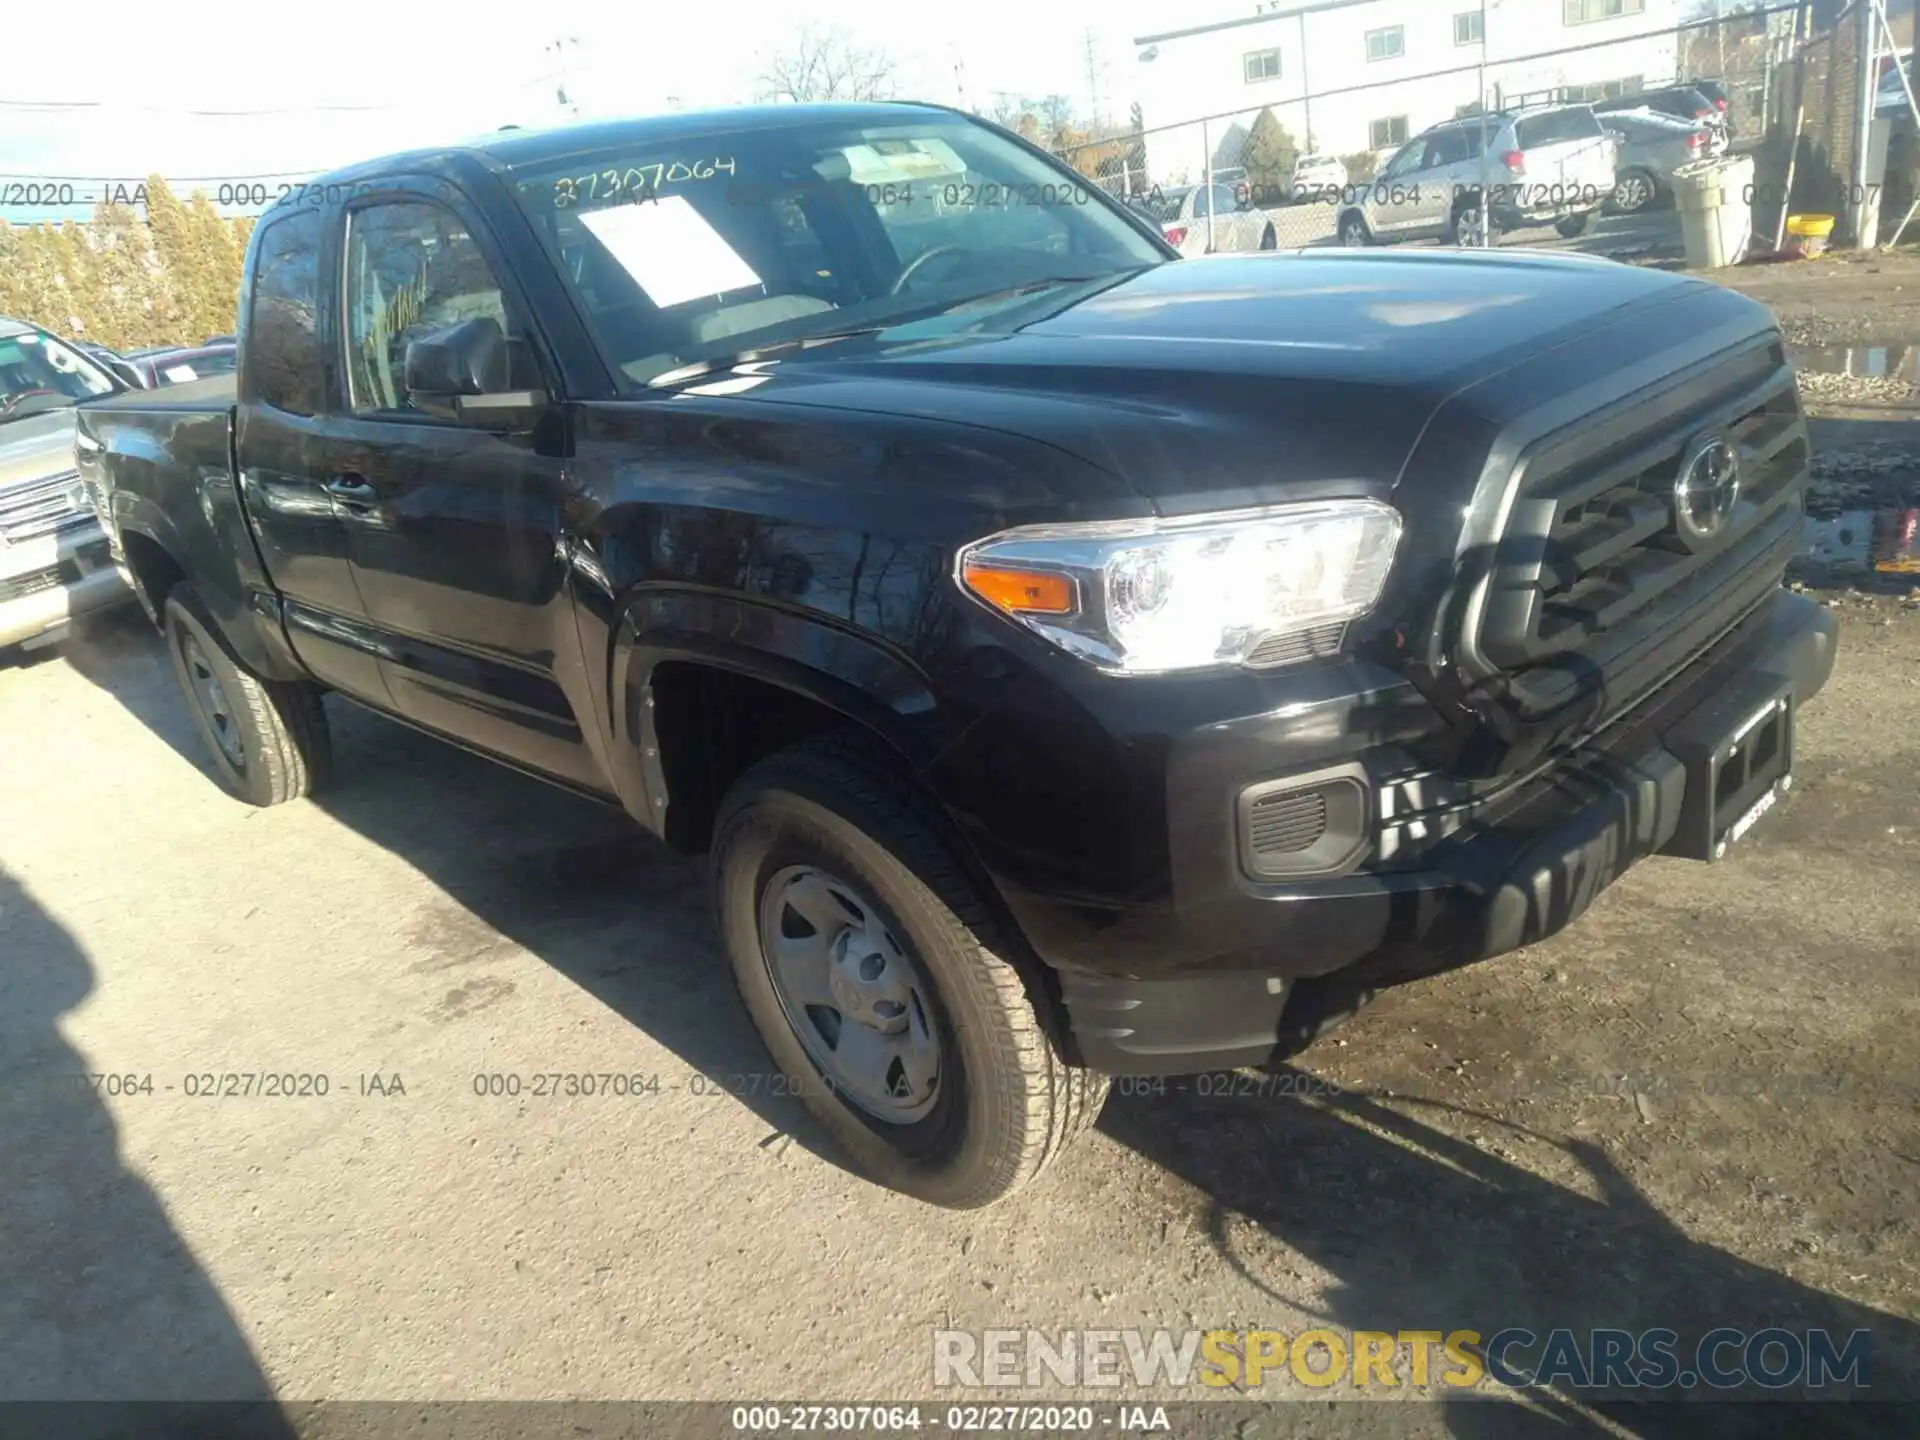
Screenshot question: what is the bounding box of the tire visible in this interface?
[164,583,330,807]
[1337,211,1370,247]
[1555,212,1592,239]
[1448,200,1495,248]
[712,736,1107,1208]
[1611,168,1657,215]
[1259,222,1277,250]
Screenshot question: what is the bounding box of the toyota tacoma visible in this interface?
[77,103,1835,1206]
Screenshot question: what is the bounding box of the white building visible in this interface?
[1133,0,1683,185]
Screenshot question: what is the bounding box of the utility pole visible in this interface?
[1084,30,1104,127]
[545,36,582,119]
[1852,0,1878,243]
[1479,0,1493,247]
[1299,11,1313,151]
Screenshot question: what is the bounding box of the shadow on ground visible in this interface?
[1104,1072,1918,1437]
[0,863,295,1436]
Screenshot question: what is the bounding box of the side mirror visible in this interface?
[402,317,546,428]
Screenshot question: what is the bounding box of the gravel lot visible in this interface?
[2,259,1917,1437]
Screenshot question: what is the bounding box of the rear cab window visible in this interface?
[245,207,327,416]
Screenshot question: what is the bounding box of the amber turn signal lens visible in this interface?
[962,562,1076,615]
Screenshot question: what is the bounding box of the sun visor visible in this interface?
[820,137,968,188]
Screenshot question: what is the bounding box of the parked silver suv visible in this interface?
[1,318,131,656]
[1336,105,1617,248]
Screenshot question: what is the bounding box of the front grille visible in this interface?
[0,470,91,545]
[0,563,67,604]
[1248,790,1329,856]
[1476,341,1807,680]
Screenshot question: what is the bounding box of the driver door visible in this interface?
[310,187,607,792]
[1367,140,1430,236]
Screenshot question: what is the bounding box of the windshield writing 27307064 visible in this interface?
[552,157,737,210]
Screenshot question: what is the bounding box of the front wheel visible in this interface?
[1555,212,1592,239]
[712,737,1107,1208]
[1337,211,1371,247]
[165,583,330,806]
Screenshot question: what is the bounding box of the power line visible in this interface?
[1,170,321,183]
[0,98,420,115]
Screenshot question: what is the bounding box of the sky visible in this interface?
[1,0,1175,224]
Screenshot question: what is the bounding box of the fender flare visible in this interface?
[604,587,962,828]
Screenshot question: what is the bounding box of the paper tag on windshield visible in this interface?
[832,138,968,187]
[580,196,764,309]
[163,364,198,382]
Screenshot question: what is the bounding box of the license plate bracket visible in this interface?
[1658,674,1795,863]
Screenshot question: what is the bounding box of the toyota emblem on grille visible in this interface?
[1674,433,1742,548]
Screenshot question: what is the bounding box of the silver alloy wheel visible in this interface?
[1340,215,1368,247]
[758,866,941,1123]
[1453,205,1489,247]
[1614,171,1654,213]
[182,632,245,770]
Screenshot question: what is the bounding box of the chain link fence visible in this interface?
[1051,3,1813,259]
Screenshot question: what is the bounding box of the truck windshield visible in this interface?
[509,115,1165,387]
[0,327,117,423]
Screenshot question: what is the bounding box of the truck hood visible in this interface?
[0,407,81,493]
[688,249,1729,514]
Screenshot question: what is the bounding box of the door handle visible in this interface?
[325,472,379,505]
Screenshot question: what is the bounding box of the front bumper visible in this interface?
[0,523,131,649]
[1044,590,1838,1075]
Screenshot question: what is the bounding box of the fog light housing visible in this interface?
[1237,762,1371,881]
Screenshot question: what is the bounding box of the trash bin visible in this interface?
[1672,154,1756,269]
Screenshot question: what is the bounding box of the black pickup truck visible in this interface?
[79,102,1835,1207]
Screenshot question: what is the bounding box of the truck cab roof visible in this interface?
[307,102,962,189]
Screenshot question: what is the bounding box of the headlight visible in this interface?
[957,500,1402,675]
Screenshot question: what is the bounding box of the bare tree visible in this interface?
[757,26,898,103]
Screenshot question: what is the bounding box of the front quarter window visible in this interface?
[0,328,116,423]
[509,115,1164,387]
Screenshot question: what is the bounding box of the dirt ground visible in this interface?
[2,260,1917,1438]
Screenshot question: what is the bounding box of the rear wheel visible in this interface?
[713,736,1106,1208]
[1259,222,1278,250]
[1337,211,1370,247]
[1555,212,1592,239]
[165,584,330,806]
[1611,168,1658,214]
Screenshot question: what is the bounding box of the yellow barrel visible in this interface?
[1784,213,1836,257]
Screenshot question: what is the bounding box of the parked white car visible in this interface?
[1152,182,1284,255]
[1288,154,1348,201]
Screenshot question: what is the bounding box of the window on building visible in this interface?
[1557,75,1645,102]
[1243,48,1282,83]
[1564,0,1645,25]
[1366,26,1405,62]
[1370,115,1410,149]
[1455,11,1483,45]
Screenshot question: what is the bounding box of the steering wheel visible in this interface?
[0,387,60,416]
[891,245,970,295]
